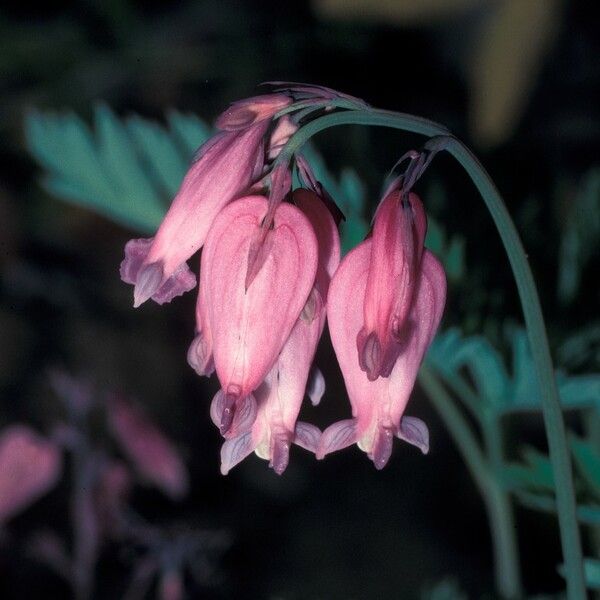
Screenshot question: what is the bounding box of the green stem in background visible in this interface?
[279,108,585,598]
[481,414,523,598]
[420,365,522,599]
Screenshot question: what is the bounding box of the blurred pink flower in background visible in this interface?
[0,425,62,524]
[107,396,188,499]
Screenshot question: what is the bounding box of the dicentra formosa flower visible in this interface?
[121,85,447,473]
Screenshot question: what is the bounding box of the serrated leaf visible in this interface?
[428,325,600,416]
[94,104,165,219]
[26,106,214,234]
[167,110,212,157]
[127,116,188,197]
[450,336,508,407]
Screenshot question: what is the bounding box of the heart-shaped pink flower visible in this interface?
[201,195,318,434]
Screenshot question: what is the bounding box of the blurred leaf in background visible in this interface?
[25,107,210,233]
[556,167,600,305]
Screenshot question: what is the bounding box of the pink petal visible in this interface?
[397,416,429,455]
[317,419,358,459]
[267,116,298,160]
[326,240,379,432]
[358,189,427,380]
[294,422,321,452]
[107,396,189,500]
[122,123,269,306]
[383,251,447,428]
[215,93,291,131]
[220,432,255,475]
[210,390,257,438]
[201,195,318,409]
[306,366,325,406]
[187,279,214,376]
[0,425,62,523]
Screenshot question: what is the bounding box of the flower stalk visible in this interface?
[276,107,585,599]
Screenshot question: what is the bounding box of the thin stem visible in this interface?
[419,364,490,502]
[445,139,585,599]
[481,415,523,598]
[279,108,585,598]
[420,365,521,599]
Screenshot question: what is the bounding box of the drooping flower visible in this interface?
[357,184,427,380]
[0,425,62,523]
[201,195,319,436]
[318,236,446,469]
[218,189,340,475]
[120,123,269,307]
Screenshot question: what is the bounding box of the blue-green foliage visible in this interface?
[427,326,600,416]
[25,105,211,233]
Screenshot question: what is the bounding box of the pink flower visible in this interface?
[107,396,189,500]
[120,122,270,308]
[357,185,427,380]
[201,194,319,436]
[187,277,215,377]
[0,425,62,523]
[318,235,446,469]
[215,93,291,131]
[218,189,340,475]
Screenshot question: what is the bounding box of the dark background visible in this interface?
[1,1,598,598]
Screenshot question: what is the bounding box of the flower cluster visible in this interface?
[121,85,447,474]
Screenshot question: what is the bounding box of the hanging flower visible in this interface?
[121,85,448,474]
[218,189,340,475]
[318,233,446,469]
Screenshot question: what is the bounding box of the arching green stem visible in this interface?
[277,108,585,599]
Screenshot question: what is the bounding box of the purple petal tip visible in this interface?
[133,262,163,307]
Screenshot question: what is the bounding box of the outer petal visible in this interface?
[201,195,318,423]
[384,251,447,428]
[267,116,298,160]
[121,123,269,306]
[215,93,291,131]
[187,273,214,377]
[323,240,379,444]
[358,189,427,380]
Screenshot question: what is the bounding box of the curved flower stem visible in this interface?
[278,108,585,599]
[420,364,522,599]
